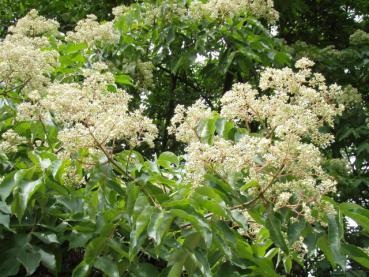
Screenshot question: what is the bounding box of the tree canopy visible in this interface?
[0,0,368,276]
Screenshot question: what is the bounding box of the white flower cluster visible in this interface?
[0,129,28,153]
[0,39,58,90]
[190,0,279,23]
[1,10,157,165]
[17,62,158,158]
[349,30,369,46]
[145,3,189,24]
[291,237,308,259]
[168,99,213,143]
[136,61,155,89]
[112,5,130,19]
[66,14,119,46]
[0,10,59,91]
[8,9,59,37]
[170,58,343,223]
[223,59,344,146]
[337,85,362,108]
[242,211,263,238]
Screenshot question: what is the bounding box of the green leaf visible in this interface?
[168,262,184,277]
[72,261,90,277]
[130,204,154,259]
[327,214,346,269]
[69,231,93,249]
[274,51,291,66]
[0,201,10,214]
[20,179,42,205]
[12,178,43,219]
[129,263,160,277]
[231,210,248,230]
[340,202,369,232]
[94,256,119,277]
[147,211,173,245]
[62,42,87,54]
[224,51,237,73]
[115,74,133,86]
[158,151,179,165]
[107,239,129,259]
[172,52,196,73]
[33,232,60,244]
[106,179,126,196]
[166,26,176,45]
[204,173,233,196]
[196,118,217,145]
[287,218,306,244]
[38,249,57,273]
[126,184,140,218]
[51,159,70,184]
[215,117,234,139]
[216,263,242,277]
[17,247,41,275]
[283,256,292,273]
[342,243,369,269]
[171,209,211,246]
[0,259,20,277]
[191,186,227,217]
[191,248,212,277]
[84,237,106,264]
[265,212,289,253]
[184,232,203,251]
[318,235,336,267]
[240,180,258,192]
[0,171,16,200]
[0,213,10,229]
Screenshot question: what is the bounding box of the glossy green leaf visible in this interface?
[147,211,173,245]
[342,243,369,269]
[115,74,133,86]
[0,171,16,200]
[158,151,179,165]
[72,261,90,277]
[265,212,289,253]
[17,247,41,276]
[168,262,184,277]
[129,263,161,277]
[283,256,292,273]
[240,180,258,192]
[327,214,346,269]
[0,259,20,277]
[12,178,43,219]
[33,232,59,244]
[215,117,234,139]
[38,249,57,273]
[94,256,120,277]
[318,235,336,267]
[340,202,369,232]
[196,118,217,145]
[287,218,306,244]
[0,213,10,229]
[84,237,106,264]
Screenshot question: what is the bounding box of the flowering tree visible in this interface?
[0,1,368,276]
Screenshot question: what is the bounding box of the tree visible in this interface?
[0,1,368,276]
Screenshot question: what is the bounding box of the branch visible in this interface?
[180,163,286,229]
[88,129,161,208]
[0,79,30,99]
[156,64,214,109]
[87,128,125,174]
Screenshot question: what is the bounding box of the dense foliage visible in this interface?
[0,0,368,276]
